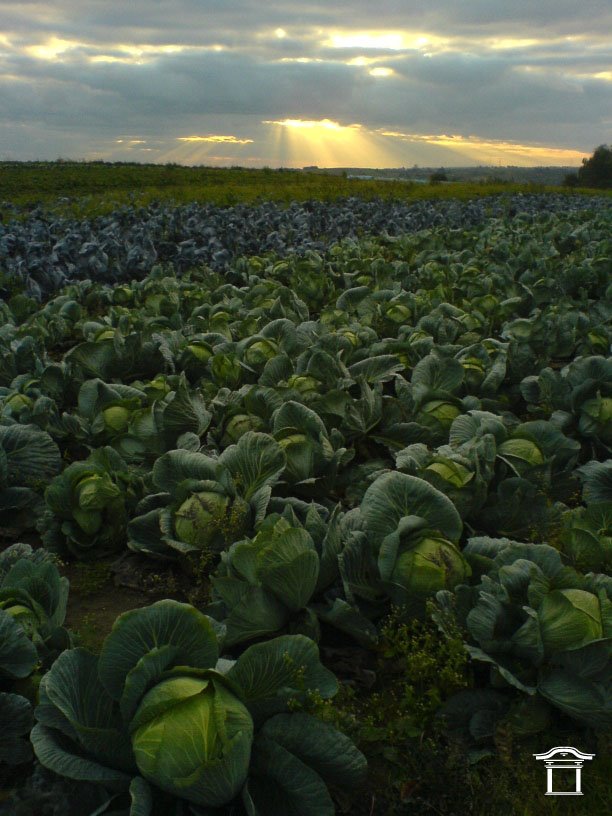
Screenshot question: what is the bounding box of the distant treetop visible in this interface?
[566,144,612,188]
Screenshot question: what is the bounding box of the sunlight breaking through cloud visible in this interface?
[378,130,590,165]
[22,36,218,65]
[263,119,357,131]
[369,67,395,77]
[25,37,86,60]
[177,135,254,144]
[263,118,398,167]
[1,1,609,165]
[323,31,445,51]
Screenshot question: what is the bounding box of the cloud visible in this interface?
[177,135,254,144]
[0,1,610,165]
[4,2,611,49]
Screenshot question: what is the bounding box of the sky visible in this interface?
[1,1,610,168]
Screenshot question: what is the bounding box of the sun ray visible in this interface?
[262,119,401,167]
[377,130,590,166]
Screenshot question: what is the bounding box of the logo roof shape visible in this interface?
[533,747,595,761]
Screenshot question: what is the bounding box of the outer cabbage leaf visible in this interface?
[361,471,462,548]
[219,432,286,501]
[227,635,337,725]
[0,692,33,765]
[0,607,38,679]
[98,600,219,703]
[35,649,135,775]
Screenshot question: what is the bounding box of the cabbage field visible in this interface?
[0,183,611,815]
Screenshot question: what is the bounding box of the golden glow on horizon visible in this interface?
[111,122,592,168]
[155,145,262,165]
[378,129,590,165]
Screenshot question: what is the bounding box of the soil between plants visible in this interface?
[61,555,188,652]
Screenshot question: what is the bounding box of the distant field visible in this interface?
[1,161,606,217]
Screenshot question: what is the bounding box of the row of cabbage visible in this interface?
[0,200,611,814]
[2,193,611,300]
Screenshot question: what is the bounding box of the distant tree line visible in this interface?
[564,144,612,188]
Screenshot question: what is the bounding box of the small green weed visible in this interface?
[141,570,180,596]
[71,561,112,595]
[73,612,103,653]
[297,611,470,813]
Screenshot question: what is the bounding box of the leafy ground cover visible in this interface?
[2,161,609,217]
[0,179,610,814]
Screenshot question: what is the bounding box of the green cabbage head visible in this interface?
[421,400,462,429]
[539,588,606,653]
[277,433,315,483]
[174,492,231,549]
[385,303,411,324]
[243,338,278,367]
[425,460,474,488]
[460,356,486,389]
[222,414,265,446]
[180,342,213,380]
[2,603,39,638]
[131,674,254,807]
[4,394,34,414]
[286,375,321,399]
[102,405,131,434]
[337,329,360,347]
[186,343,212,363]
[498,438,545,467]
[391,535,471,599]
[580,396,612,446]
